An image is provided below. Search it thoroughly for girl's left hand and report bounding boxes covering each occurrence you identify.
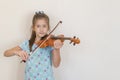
[53,35,64,49]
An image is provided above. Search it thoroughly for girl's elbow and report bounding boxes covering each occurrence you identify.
[54,64,60,68]
[53,61,61,68]
[4,50,8,57]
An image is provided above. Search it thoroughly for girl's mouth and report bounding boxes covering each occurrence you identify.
[39,33,45,35]
[39,32,44,34]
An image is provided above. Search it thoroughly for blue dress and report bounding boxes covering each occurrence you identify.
[19,40,54,80]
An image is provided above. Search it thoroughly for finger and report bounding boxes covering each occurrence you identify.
[56,40,63,48]
[22,51,27,59]
[58,40,63,45]
[54,42,60,49]
[25,53,29,59]
[57,40,63,45]
[24,52,29,60]
[21,52,26,60]
[23,52,27,60]
[19,53,24,60]
[25,52,29,59]
[23,51,29,60]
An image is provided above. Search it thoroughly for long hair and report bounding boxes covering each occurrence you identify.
[29,11,50,51]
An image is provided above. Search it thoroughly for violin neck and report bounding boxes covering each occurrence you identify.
[51,36,71,40]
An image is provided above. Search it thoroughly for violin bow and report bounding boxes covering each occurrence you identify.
[21,21,62,63]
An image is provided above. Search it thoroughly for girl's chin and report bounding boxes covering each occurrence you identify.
[38,34,46,37]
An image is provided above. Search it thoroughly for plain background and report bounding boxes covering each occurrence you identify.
[0,0,120,80]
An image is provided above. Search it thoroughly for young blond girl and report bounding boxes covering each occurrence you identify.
[4,11,63,80]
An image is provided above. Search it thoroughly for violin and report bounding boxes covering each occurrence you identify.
[35,34,80,48]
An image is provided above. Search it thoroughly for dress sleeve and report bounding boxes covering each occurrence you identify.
[19,40,29,52]
[49,46,54,53]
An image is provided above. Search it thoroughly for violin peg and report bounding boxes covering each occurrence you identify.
[73,36,76,39]
[70,41,72,44]
[73,43,76,46]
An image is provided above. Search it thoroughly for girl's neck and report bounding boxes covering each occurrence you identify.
[35,35,41,43]
[35,34,48,43]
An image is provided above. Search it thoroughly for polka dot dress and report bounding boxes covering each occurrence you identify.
[19,40,54,80]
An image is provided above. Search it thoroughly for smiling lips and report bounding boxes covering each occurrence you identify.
[39,32,44,35]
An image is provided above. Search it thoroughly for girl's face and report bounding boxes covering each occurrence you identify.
[33,18,49,38]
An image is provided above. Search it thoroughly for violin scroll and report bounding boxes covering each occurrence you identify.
[70,36,80,46]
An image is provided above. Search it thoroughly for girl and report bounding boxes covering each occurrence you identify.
[4,11,63,80]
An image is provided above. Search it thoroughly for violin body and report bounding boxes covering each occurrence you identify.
[35,35,80,48]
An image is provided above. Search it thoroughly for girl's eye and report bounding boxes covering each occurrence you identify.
[36,24,47,28]
[37,25,41,28]
[43,25,47,28]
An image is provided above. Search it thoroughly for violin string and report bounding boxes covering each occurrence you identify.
[51,36,71,40]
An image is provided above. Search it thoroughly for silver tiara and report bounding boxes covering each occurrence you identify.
[35,11,44,15]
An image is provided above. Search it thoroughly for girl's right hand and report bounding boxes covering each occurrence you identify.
[15,50,29,61]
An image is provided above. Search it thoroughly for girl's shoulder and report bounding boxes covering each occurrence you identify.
[19,39,29,51]
[20,39,29,46]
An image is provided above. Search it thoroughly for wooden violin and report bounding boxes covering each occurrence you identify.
[35,34,80,48]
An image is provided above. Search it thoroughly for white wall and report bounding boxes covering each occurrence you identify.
[0,0,120,80]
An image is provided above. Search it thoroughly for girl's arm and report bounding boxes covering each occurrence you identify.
[52,48,61,68]
[4,46,28,61]
[52,38,63,68]
[4,46,21,57]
